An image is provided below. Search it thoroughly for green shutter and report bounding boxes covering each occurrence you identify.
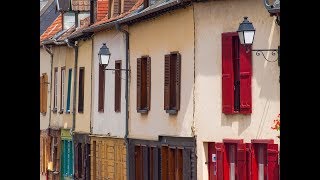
[66,69,72,112]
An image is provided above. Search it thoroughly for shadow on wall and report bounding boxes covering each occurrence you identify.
[221,114,252,135]
[253,18,280,101]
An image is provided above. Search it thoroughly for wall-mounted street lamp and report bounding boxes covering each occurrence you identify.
[98,43,129,71]
[237,17,279,65]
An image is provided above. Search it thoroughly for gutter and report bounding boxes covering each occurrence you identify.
[115,21,130,179]
[42,44,54,128]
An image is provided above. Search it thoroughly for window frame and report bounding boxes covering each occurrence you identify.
[60,67,66,113]
[114,60,122,112]
[53,67,58,112]
[78,67,85,113]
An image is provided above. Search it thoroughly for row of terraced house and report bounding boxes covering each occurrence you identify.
[40,0,280,179]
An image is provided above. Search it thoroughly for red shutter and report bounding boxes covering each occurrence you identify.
[175,53,181,111]
[215,143,224,180]
[222,33,235,114]
[239,44,252,114]
[146,56,151,110]
[164,55,170,110]
[251,144,258,180]
[208,142,215,180]
[267,144,279,180]
[137,58,142,111]
[237,143,247,180]
[246,143,252,180]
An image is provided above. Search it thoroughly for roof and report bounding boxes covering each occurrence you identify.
[40,14,63,42]
[83,0,144,33]
[40,0,59,35]
[72,0,90,11]
[118,0,191,25]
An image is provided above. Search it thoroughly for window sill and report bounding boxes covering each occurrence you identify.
[52,108,57,113]
[166,109,178,115]
[65,110,71,114]
[59,109,64,114]
[40,112,47,116]
[137,109,148,114]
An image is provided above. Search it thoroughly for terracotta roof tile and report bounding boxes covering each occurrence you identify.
[40,14,63,42]
[72,0,90,11]
[91,0,143,27]
[97,0,109,21]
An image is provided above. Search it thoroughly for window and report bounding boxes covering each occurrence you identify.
[53,68,58,112]
[115,61,121,112]
[108,0,121,18]
[62,140,73,177]
[78,12,90,27]
[40,73,48,113]
[161,146,183,180]
[60,67,65,113]
[98,65,105,112]
[222,32,252,114]
[63,12,75,30]
[213,139,279,180]
[164,52,181,114]
[51,137,59,172]
[78,67,85,113]
[66,68,72,113]
[137,56,151,113]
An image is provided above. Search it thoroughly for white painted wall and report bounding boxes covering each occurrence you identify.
[194,0,280,179]
[40,48,51,130]
[128,7,195,140]
[92,28,127,137]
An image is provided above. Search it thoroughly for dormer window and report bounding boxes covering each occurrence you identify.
[63,12,75,30]
[78,12,90,27]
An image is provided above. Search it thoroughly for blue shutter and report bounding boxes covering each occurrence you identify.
[66,69,72,112]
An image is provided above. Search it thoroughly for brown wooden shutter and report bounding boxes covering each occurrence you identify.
[40,76,43,112]
[161,146,169,180]
[239,44,252,114]
[135,145,143,180]
[40,136,43,173]
[164,55,170,110]
[113,0,120,17]
[146,56,151,110]
[237,143,247,180]
[222,33,235,114]
[137,58,142,111]
[98,65,105,112]
[168,147,175,179]
[78,68,85,113]
[142,146,149,180]
[175,53,181,110]
[176,148,183,180]
[115,61,121,112]
[43,74,48,113]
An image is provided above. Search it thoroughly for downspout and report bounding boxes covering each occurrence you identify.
[73,42,79,133]
[43,44,54,128]
[115,21,130,179]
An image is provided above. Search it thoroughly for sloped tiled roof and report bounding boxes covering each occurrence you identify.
[90,0,143,27]
[40,0,59,35]
[72,0,90,11]
[97,0,109,21]
[40,14,63,42]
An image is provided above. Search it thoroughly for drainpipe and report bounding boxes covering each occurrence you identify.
[115,21,130,179]
[43,44,54,128]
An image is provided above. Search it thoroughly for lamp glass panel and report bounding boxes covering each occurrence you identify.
[238,31,245,44]
[100,54,110,66]
[244,31,255,44]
